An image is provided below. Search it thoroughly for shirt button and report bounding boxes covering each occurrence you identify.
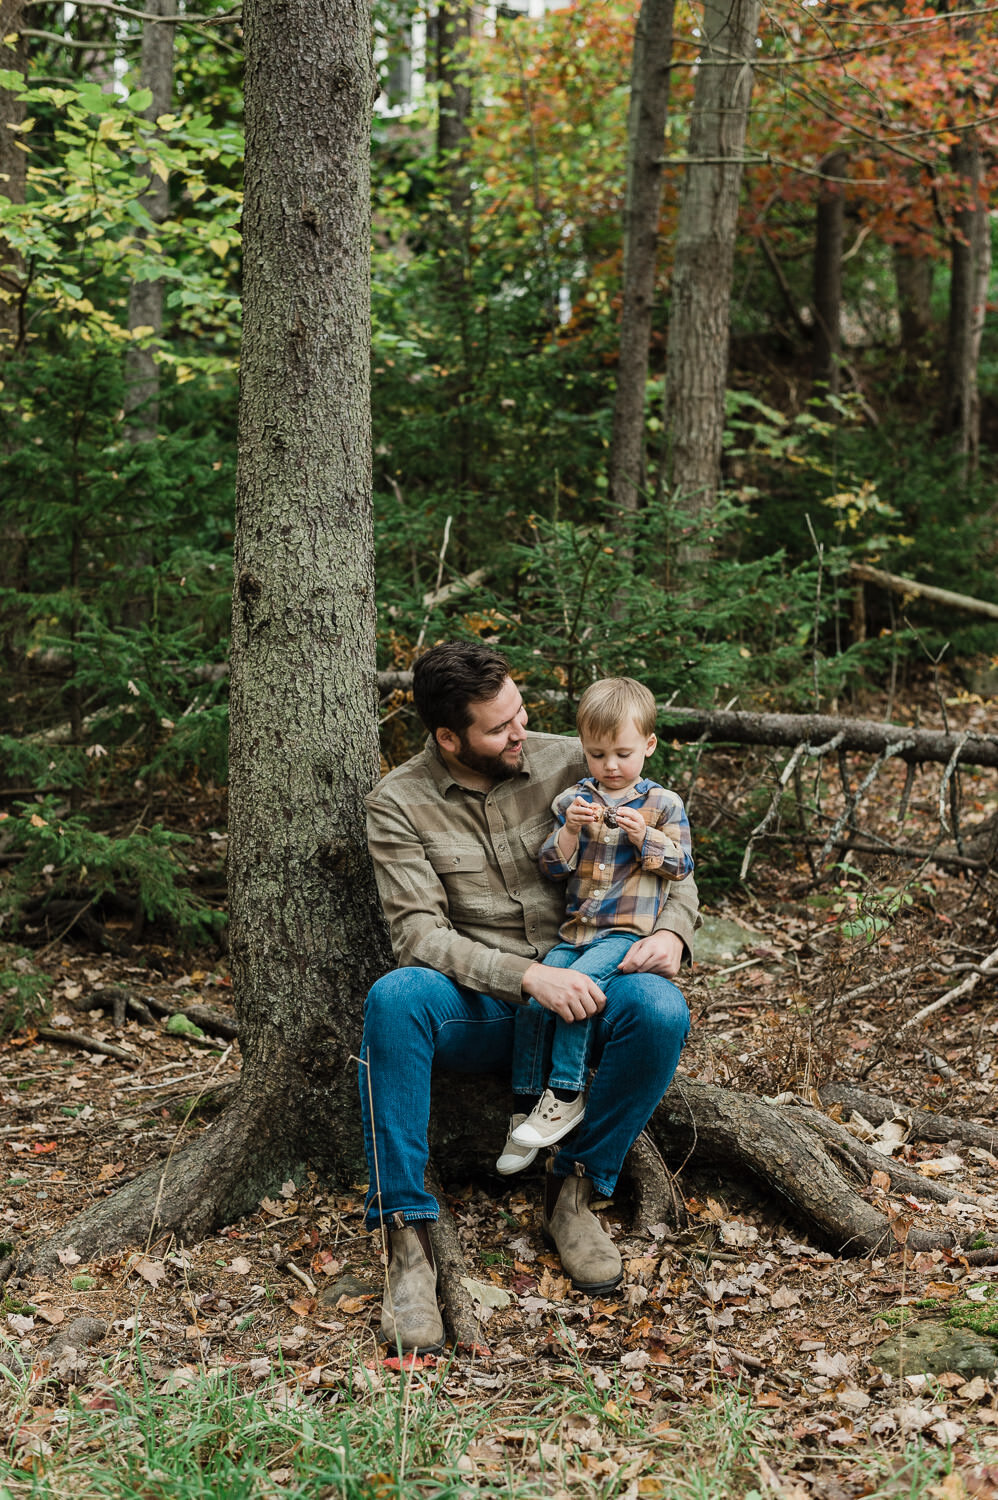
[598,863,606,870]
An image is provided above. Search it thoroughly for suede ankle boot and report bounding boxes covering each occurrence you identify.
[380,1216,445,1354]
[542,1160,622,1295]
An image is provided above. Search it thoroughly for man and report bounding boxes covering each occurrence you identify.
[361,642,698,1353]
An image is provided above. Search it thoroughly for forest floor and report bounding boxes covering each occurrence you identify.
[2,671,998,1500]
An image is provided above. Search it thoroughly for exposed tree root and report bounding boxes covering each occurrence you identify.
[622,1130,687,1234]
[425,1164,483,1349]
[796,1105,987,1208]
[651,1077,956,1255]
[817,1084,998,1153]
[25,1076,303,1274]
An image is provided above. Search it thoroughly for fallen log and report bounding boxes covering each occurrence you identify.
[850,562,998,622]
[657,708,998,770]
[372,674,998,772]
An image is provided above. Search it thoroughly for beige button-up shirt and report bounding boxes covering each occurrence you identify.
[365,733,700,1006]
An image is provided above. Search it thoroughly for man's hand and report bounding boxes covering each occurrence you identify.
[615,930,685,979]
[522,962,606,1023]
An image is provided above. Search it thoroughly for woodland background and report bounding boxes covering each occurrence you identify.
[2,2,998,1497]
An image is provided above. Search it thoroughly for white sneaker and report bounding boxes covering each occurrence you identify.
[510,1089,586,1148]
[496,1114,539,1175]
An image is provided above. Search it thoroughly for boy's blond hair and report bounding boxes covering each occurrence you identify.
[577,677,657,740]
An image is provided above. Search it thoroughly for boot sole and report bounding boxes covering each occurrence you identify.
[541,1229,623,1295]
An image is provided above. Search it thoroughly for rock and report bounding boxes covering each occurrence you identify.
[871,1319,998,1379]
[695,916,767,965]
[319,1271,379,1306]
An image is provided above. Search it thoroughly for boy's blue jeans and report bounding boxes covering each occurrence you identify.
[513,931,642,1095]
[358,959,689,1230]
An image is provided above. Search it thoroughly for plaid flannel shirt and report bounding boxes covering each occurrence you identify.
[365,735,700,1005]
[538,777,694,947]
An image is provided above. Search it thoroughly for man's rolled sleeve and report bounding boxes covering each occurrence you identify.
[652,870,700,961]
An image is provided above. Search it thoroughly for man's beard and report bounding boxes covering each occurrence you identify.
[455,738,523,781]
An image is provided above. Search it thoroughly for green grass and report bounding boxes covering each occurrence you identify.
[0,1353,973,1500]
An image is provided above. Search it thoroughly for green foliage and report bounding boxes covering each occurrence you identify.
[0,947,51,1038]
[825,866,935,942]
[0,799,221,943]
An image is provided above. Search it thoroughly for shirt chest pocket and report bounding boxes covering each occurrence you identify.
[424,840,495,920]
[518,814,553,861]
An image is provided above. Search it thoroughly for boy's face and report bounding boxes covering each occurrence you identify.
[581,715,656,793]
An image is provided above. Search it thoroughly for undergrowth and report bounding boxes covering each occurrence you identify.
[0,1359,972,1500]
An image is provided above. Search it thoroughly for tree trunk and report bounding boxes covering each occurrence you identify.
[0,0,26,354]
[608,0,674,524]
[124,0,177,440]
[942,137,990,476]
[812,150,847,400]
[30,0,391,1267]
[894,245,933,355]
[660,0,761,562]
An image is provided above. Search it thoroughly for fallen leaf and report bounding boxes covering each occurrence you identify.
[770,1287,800,1309]
[228,1257,252,1275]
[31,1142,58,1155]
[131,1258,167,1288]
[56,1247,81,1267]
[34,1307,65,1326]
[96,1163,124,1182]
[460,1277,512,1310]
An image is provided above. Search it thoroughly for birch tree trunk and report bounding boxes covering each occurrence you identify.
[124,0,177,440]
[0,0,26,354]
[608,0,674,523]
[943,137,990,476]
[660,0,761,564]
[32,0,392,1265]
[812,150,847,400]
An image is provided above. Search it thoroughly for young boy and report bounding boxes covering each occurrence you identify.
[496,677,694,1173]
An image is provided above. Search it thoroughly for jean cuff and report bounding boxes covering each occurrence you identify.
[549,1158,616,1199]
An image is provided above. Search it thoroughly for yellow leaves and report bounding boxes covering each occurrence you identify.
[149,155,169,184]
[97,116,122,143]
[9,115,35,133]
[208,238,229,259]
[155,113,179,131]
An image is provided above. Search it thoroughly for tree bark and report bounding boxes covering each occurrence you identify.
[0,0,26,354]
[894,245,933,355]
[658,705,998,769]
[942,137,990,476]
[812,150,847,400]
[30,0,391,1267]
[660,0,761,560]
[608,0,674,523]
[124,0,177,440]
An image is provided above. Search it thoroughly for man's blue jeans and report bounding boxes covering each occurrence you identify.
[358,963,690,1230]
[513,932,642,1095]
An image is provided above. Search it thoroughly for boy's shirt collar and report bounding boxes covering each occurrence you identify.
[580,776,654,802]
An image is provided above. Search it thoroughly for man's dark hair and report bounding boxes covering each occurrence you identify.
[412,642,512,736]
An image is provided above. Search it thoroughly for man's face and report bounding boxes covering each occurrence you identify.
[438,676,528,781]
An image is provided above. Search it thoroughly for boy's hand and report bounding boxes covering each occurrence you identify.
[564,797,600,835]
[614,806,646,849]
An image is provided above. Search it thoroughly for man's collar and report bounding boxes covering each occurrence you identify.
[421,734,533,794]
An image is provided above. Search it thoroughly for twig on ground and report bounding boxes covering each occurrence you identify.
[898,943,998,1034]
[35,1027,139,1065]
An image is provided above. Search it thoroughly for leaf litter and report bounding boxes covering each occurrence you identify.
[1,674,998,1496]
